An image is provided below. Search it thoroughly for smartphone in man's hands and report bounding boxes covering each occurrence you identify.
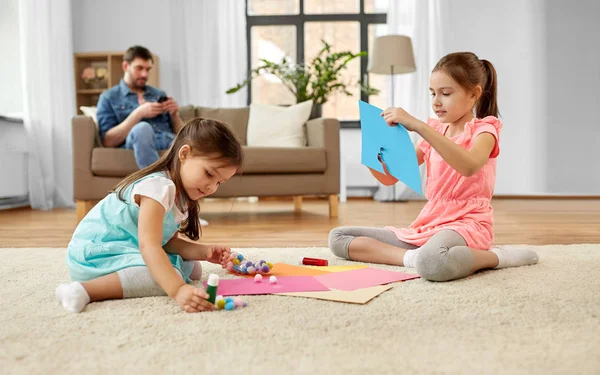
[157,95,168,103]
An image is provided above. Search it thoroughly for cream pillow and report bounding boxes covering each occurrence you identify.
[79,106,98,126]
[246,100,313,147]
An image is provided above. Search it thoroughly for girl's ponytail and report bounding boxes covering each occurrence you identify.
[476,59,499,118]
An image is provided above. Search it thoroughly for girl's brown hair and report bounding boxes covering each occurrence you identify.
[433,52,499,118]
[113,118,243,241]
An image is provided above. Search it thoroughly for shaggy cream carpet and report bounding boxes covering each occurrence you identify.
[1,245,599,375]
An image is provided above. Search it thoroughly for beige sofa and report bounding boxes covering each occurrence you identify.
[72,105,340,222]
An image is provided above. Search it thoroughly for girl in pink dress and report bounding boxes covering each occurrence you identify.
[329,52,538,281]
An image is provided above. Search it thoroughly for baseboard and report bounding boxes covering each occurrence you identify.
[347,187,378,198]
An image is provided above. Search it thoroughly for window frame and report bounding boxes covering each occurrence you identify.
[245,0,387,129]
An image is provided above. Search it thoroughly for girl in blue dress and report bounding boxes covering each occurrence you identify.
[56,118,243,313]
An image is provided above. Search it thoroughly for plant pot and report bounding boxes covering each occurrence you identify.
[97,78,108,89]
[310,103,322,119]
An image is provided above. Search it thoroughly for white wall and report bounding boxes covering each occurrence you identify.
[0,0,23,114]
[543,0,600,194]
[441,0,546,195]
[442,0,599,195]
[343,1,600,196]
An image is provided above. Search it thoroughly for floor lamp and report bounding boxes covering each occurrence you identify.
[367,35,416,201]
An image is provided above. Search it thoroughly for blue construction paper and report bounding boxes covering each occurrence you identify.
[359,100,422,195]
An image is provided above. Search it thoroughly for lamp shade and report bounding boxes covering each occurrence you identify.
[368,35,416,75]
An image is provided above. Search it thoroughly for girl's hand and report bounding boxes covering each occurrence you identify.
[206,245,231,268]
[174,284,215,313]
[381,107,421,132]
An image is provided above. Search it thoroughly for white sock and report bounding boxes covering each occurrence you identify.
[189,261,203,280]
[490,246,539,269]
[55,282,90,313]
[403,250,418,268]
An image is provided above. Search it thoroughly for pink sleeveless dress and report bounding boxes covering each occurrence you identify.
[388,116,503,250]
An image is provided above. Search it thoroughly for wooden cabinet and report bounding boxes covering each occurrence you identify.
[73,52,159,114]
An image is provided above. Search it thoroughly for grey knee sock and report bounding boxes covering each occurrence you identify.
[414,230,474,282]
[329,226,418,260]
[117,266,183,298]
[415,245,474,281]
[328,228,355,259]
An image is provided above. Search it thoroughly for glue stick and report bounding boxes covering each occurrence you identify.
[206,274,219,304]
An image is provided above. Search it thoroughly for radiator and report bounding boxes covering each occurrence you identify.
[0,150,29,209]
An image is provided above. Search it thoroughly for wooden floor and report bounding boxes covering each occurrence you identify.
[1,198,599,248]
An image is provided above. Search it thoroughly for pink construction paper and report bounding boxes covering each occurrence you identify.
[315,268,420,291]
[207,276,330,296]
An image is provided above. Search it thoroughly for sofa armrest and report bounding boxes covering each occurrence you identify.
[306,118,340,194]
[72,116,97,199]
[306,117,339,148]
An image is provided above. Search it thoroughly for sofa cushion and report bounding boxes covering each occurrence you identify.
[195,106,249,145]
[241,147,326,173]
[91,146,326,177]
[91,148,168,177]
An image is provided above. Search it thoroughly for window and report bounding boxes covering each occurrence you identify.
[246,0,388,128]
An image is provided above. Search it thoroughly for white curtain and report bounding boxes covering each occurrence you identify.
[375,0,446,201]
[170,0,247,107]
[19,0,76,209]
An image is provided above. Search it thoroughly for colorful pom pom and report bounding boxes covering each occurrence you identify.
[227,252,273,276]
[218,296,247,311]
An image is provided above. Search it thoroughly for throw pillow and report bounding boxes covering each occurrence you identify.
[79,106,98,126]
[246,100,313,147]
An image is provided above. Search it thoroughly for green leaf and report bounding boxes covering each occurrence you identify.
[225,40,380,102]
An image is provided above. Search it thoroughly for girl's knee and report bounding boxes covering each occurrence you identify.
[415,245,472,282]
[415,246,451,281]
[328,227,351,259]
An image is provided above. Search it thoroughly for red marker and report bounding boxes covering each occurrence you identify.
[302,257,328,266]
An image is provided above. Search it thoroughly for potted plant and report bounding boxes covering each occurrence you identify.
[226,40,379,118]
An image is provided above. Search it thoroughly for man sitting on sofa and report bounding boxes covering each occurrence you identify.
[96,45,183,169]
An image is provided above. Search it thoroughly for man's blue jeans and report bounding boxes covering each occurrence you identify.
[124,122,175,169]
